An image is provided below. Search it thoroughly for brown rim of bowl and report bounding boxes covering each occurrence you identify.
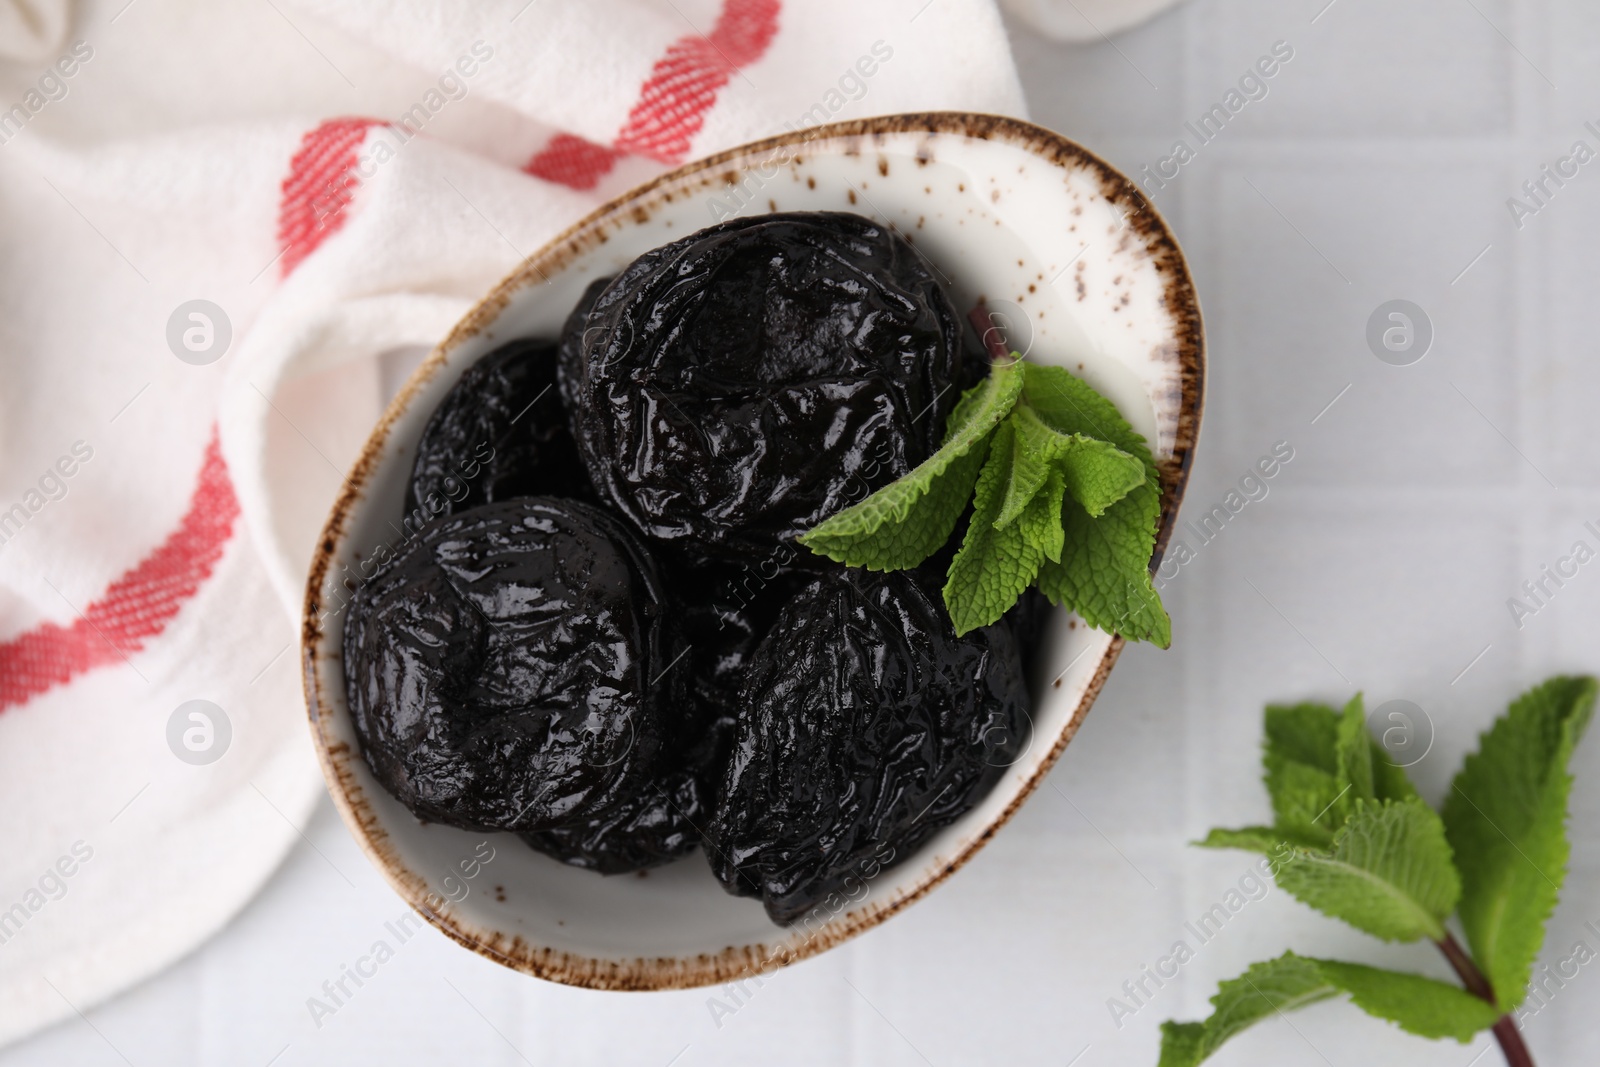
[302,111,1206,992]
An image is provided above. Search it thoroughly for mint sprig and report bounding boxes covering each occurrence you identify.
[1162,676,1596,1067]
[798,336,1169,644]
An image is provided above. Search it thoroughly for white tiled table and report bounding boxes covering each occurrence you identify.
[9,1,1599,1063]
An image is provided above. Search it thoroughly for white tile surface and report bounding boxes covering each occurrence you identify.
[8,1,1600,1065]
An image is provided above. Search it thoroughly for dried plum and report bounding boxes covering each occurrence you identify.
[520,771,707,874]
[559,211,964,564]
[341,498,679,833]
[406,339,590,521]
[707,567,1030,925]
[1006,587,1053,666]
[556,276,612,416]
[664,543,808,784]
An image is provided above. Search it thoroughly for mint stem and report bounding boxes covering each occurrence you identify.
[968,305,1012,365]
[1435,932,1535,1067]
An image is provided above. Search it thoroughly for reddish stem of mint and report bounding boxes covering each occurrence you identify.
[968,305,1013,365]
[1435,932,1535,1067]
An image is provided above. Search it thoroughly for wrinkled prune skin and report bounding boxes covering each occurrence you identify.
[556,276,612,416]
[521,770,707,874]
[341,498,679,833]
[708,568,1031,925]
[668,552,808,785]
[560,211,964,564]
[406,340,591,519]
[671,591,752,782]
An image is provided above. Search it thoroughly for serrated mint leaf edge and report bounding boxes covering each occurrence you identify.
[796,360,1024,566]
[796,443,987,571]
[1442,674,1598,1010]
[944,420,1044,636]
[1036,484,1170,648]
[1271,797,1459,943]
[994,408,1057,528]
[993,405,1141,522]
[1157,951,1499,1066]
[1020,467,1067,565]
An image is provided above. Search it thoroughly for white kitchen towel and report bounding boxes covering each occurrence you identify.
[0,0,69,62]
[0,0,1026,1047]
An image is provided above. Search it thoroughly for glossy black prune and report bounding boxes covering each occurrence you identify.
[520,770,707,874]
[663,538,806,770]
[555,276,612,416]
[406,339,590,520]
[559,211,964,563]
[1006,587,1053,666]
[707,567,1031,925]
[341,498,678,833]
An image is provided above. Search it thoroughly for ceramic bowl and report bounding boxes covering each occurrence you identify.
[303,112,1204,990]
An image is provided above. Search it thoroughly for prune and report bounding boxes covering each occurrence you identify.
[1006,588,1053,666]
[520,770,707,874]
[559,211,964,564]
[406,339,590,520]
[555,276,612,416]
[341,498,679,832]
[660,544,807,782]
[707,567,1031,925]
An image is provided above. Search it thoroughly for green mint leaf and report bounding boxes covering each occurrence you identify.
[944,420,1045,636]
[1055,435,1147,517]
[1272,797,1460,942]
[1367,716,1425,805]
[1025,364,1168,648]
[997,406,1143,525]
[1158,951,1498,1065]
[1260,700,1418,844]
[1442,674,1597,1010]
[800,444,989,571]
[1262,702,1344,846]
[1309,958,1501,1041]
[941,359,1023,450]
[1021,363,1156,467]
[1195,825,1329,854]
[1156,953,1336,1067]
[1155,1023,1204,1067]
[1263,758,1344,849]
[1201,799,1459,942]
[1336,693,1376,813]
[1017,467,1067,564]
[1374,760,1422,804]
[797,361,1024,570]
[994,406,1057,527]
[1265,701,1340,770]
[1036,496,1170,648]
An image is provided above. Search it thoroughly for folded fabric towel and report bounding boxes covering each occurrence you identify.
[0,0,1026,1045]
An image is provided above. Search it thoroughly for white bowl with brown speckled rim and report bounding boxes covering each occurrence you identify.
[302,112,1204,991]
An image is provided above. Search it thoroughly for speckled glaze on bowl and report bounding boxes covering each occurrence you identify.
[303,113,1205,991]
